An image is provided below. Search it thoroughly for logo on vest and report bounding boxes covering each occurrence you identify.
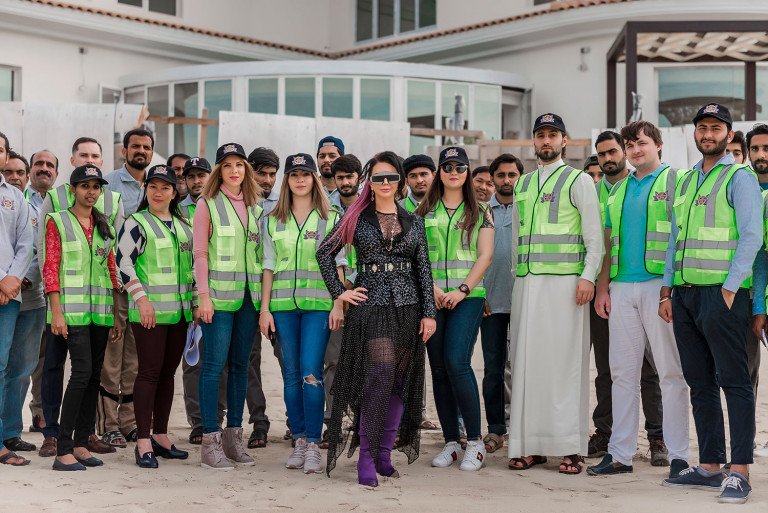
[1,197,14,210]
[445,148,459,158]
[653,191,669,201]
[179,241,192,252]
[704,104,719,114]
[304,230,318,240]
[247,231,260,244]
[95,246,108,258]
[540,192,555,203]
[31,216,38,227]
[695,195,709,206]
[292,155,307,166]
[540,114,555,123]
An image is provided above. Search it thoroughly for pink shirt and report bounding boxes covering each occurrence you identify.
[192,187,250,295]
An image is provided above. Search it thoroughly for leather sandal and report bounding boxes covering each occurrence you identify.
[508,455,547,470]
[559,454,585,475]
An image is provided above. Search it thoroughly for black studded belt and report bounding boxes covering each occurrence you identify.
[358,262,412,273]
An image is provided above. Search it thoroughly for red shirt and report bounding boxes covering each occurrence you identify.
[44,215,120,294]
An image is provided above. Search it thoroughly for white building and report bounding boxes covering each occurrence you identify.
[1,0,767,162]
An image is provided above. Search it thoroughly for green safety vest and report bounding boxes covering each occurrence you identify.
[180,202,196,222]
[45,211,115,327]
[268,209,337,312]
[206,194,263,312]
[50,183,121,225]
[330,203,357,276]
[424,201,486,298]
[597,179,611,227]
[515,166,586,277]
[127,211,194,325]
[606,167,681,279]
[673,163,750,287]
[763,189,768,247]
[402,196,419,213]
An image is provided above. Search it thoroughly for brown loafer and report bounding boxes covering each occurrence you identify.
[38,437,57,457]
[87,434,116,454]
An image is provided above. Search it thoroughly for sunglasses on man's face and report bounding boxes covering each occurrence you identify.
[370,173,401,184]
[442,164,468,174]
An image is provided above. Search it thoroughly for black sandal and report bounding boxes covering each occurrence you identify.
[0,451,30,466]
[188,427,203,445]
[559,454,585,475]
[248,429,268,449]
[508,455,547,470]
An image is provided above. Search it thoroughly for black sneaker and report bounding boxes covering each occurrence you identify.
[718,472,751,504]
[668,459,689,479]
[587,431,609,458]
[662,466,724,490]
[586,454,633,476]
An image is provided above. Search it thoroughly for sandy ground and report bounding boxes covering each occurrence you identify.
[2,336,767,513]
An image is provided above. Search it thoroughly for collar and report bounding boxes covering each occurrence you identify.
[180,194,196,206]
[693,153,735,174]
[488,193,513,208]
[407,191,421,206]
[0,174,7,188]
[120,165,145,183]
[266,189,279,202]
[361,201,413,236]
[629,163,667,182]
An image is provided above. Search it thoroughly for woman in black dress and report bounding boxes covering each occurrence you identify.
[317,151,436,487]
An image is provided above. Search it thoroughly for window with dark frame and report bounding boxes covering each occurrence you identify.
[357,0,436,42]
[118,0,177,16]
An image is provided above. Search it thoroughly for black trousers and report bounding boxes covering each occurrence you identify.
[673,286,755,465]
[56,324,110,456]
[589,300,664,438]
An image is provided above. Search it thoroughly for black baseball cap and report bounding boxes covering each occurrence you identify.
[215,142,247,164]
[583,155,599,169]
[403,154,436,174]
[533,113,567,134]
[284,153,317,174]
[145,164,177,185]
[693,103,733,127]
[438,147,470,168]
[70,165,108,186]
[183,157,212,176]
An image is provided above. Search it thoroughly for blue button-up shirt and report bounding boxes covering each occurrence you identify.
[105,165,144,216]
[749,182,768,314]
[0,175,33,302]
[485,193,515,314]
[260,189,279,216]
[24,186,45,210]
[663,154,762,292]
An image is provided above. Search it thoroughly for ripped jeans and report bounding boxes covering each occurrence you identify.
[273,310,331,443]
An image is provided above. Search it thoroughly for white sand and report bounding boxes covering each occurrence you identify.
[4,337,767,513]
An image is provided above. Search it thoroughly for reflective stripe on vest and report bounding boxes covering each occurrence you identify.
[45,211,114,327]
[268,209,337,311]
[597,179,611,227]
[127,211,194,325]
[401,196,419,213]
[180,203,196,222]
[607,167,679,278]
[50,184,121,225]
[424,201,485,298]
[515,166,585,277]
[673,164,750,287]
[206,194,263,312]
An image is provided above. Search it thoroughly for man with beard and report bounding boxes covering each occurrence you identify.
[36,137,122,457]
[588,121,689,478]
[480,153,521,455]
[727,131,747,164]
[317,136,344,200]
[472,165,495,203]
[401,154,435,212]
[98,128,154,448]
[744,123,768,458]
[178,157,211,220]
[508,114,603,474]
[660,104,760,504]
[26,150,58,209]
[249,147,280,215]
[587,131,667,466]
[167,153,190,199]
[329,154,361,213]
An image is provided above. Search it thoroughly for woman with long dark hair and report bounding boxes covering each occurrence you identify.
[44,165,122,471]
[117,165,193,468]
[317,151,437,487]
[415,146,494,472]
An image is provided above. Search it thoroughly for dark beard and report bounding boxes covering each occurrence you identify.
[535,148,561,162]
[320,167,333,179]
[338,187,357,198]
[128,157,149,171]
[695,136,728,157]
[753,159,768,175]
[600,161,626,177]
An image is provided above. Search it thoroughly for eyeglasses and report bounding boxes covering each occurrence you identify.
[442,164,468,174]
[370,173,401,184]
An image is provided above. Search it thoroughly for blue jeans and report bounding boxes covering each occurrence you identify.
[1,307,46,441]
[426,298,484,443]
[199,295,258,434]
[480,313,509,436]
[0,300,22,449]
[273,310,330,443]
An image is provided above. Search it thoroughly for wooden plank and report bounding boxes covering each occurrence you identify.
[477,138,592,148]
[147,114,219,126]
[410,127,485,139]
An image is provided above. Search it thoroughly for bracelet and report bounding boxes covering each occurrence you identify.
[659,296,671,304]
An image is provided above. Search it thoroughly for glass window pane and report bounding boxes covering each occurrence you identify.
[379,0,394,38]
[0,68,14,101]
[323,78,353,119]
[361,78,390,121]
[118,0,142,6]
[757,67,768,121]
[285,77,316,118]
[356,0,373,41]
[418,0,436,28]
[441,82,469,130]
[400,0,415,32]
[149,0,176,15]
[248,78,278,114]
[408,80,436,155]
[473,85,501,140]
[173,82,198,157]
[204,80,232,161]
[658,67,744,127]
[147,85,169,157]
[125,88,145,105]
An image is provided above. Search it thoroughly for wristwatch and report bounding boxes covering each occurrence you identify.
[458,284,471,296]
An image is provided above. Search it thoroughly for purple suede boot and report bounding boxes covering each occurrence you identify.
[357,414,379,487]
[376,394,404,478]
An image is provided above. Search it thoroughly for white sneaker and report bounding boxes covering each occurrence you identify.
[303,442,323,474]
[459,440,487,471]
[431,441,464,468]
[754,441,768,458]
[286,439,308,469]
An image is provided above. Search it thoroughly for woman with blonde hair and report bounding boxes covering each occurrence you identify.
[193,143,264,470]
[259,153,346,475]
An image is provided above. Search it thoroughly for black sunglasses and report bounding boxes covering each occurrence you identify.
[442,164,468,174]
[370,173,401,184]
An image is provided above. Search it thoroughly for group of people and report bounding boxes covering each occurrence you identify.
[0,100,764,504]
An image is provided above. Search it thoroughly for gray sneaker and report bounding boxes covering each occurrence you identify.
[718,472,751,504]
[286,439,307,469]
[303,442,323,474]
[200,432,234,471]
[222,427,255,466]
[662,465,724,490]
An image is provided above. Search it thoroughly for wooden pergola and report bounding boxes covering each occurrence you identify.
[607,20,768,126]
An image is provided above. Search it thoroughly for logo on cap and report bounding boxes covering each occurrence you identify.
[155,167,168,175]
[85,167,98,177]
[292,155,307,166]
[224,144,237,153]
[541,114,555,123]
[704,104,719,114]
[445,148,459,158]
[190,158,199,166]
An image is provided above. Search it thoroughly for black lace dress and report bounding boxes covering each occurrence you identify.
[316,203,436,476]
